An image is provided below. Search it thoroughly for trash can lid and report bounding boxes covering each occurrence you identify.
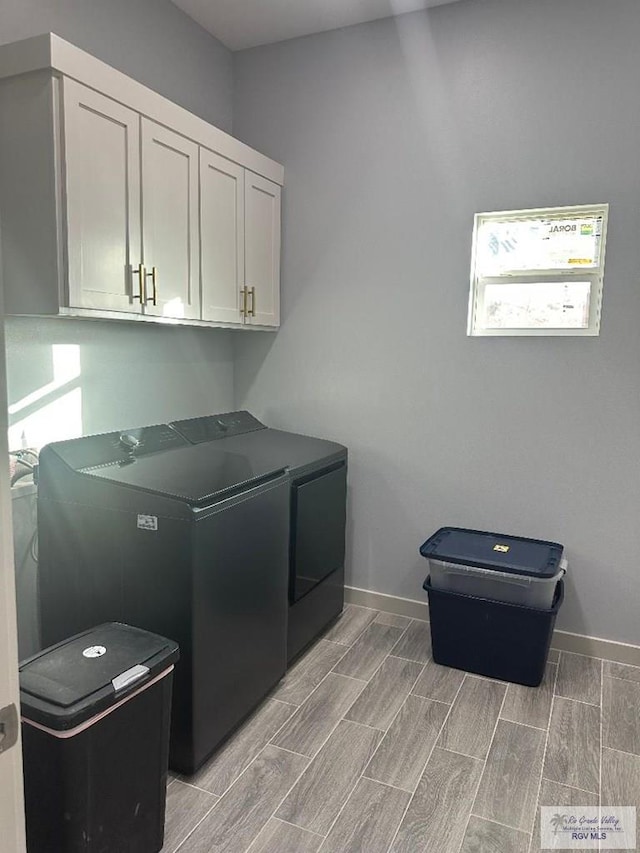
[419,527,564,579]
[20,623,179,731]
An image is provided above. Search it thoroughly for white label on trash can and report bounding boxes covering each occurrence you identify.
[82,645,107,658]
[112,665,149,692]
[137,514,158,531]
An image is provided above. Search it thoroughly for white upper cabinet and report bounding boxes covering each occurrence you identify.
[245,172,281,328]
[0,34,283,329]
[63,80,141,314]
[141,119,200,320]
[200,148,245,324]
[200,154,282,327]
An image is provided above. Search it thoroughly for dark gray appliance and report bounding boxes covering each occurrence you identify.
[170,411,348,662]
[37,424,289,774]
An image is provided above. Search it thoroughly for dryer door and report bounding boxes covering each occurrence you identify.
[291,463,347,603]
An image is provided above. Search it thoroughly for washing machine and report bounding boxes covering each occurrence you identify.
[37,423,289,773]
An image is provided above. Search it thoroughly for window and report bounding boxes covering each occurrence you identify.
[468,204,609,336]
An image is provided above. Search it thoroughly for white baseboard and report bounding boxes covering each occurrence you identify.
[345,585,640,667]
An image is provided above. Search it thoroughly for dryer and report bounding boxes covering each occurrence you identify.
[37,423,289,774]
[170,411,348,662]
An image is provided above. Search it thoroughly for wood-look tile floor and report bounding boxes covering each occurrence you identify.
[162,605,640,853]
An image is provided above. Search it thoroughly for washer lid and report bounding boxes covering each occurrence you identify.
[420,527,564,578]
[20,623,179,730]
[83,444,286,505]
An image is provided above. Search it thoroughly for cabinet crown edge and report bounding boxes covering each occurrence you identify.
[0,32,284,186]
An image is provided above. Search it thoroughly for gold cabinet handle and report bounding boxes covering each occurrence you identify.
[248,286,256,317]
[240,286,247,317]
[145,266,158,306]
[131,263,146,302]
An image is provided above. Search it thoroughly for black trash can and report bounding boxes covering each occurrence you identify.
[420,528,566,686]
[20,622,179,853]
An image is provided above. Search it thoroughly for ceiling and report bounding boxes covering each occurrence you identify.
[170,0,464,51]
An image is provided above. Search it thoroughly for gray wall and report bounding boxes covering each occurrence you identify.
[233,0,640,644]
[5,318,234,444]
[0,0,233,131]
[1,0,236,445]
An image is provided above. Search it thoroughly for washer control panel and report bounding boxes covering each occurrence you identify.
[170,411,266,444]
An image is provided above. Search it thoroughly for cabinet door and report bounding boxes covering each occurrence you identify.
[63,79,141,312]
[141,119,200,320]
[200,149,244,324]
[245,172,281,327]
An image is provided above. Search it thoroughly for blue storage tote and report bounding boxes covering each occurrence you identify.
[420,528,566,686]
[423,577,563,686]
[420,527,567,608]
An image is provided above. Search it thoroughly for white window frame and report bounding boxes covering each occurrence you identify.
[468,203,609,337]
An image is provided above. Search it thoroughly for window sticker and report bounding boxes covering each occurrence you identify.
[477,215,604,275]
